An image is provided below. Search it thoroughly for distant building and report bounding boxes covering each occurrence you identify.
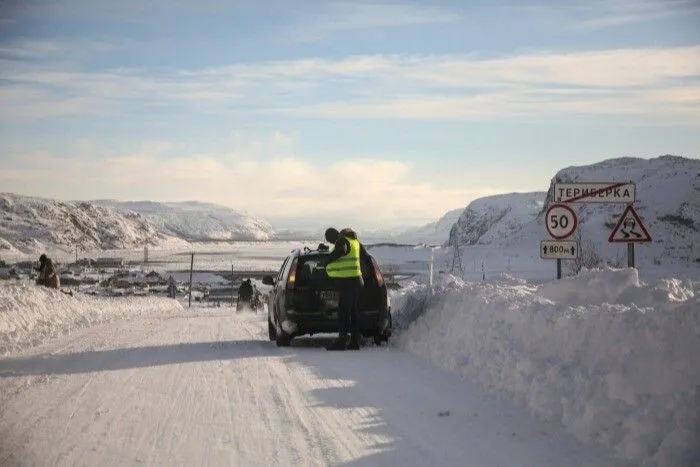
[145,271,164,284]
[14,260,36,270]
[94,257,125,268]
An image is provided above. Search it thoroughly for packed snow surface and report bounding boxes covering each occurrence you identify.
[393,268,700,467]
[0,286,620,467]
[0,285,183,356]
[0,264,697,466]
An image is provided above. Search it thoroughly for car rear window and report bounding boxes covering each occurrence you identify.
[295,253,378,288]
[296,254,334,288]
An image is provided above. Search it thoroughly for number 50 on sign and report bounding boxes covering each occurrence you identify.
[545,204,578,239]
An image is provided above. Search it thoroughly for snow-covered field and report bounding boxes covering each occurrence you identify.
[0,242,698,467]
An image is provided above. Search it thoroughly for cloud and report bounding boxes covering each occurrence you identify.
[289,2,460,41]
[513,0,700,30]
[572,0,700,29]
[1,41,699,123]
[0,137,490,229]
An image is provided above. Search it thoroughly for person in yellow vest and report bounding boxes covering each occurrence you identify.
[323,227,369,350]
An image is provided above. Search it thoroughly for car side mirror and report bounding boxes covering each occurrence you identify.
[262,276,275,286]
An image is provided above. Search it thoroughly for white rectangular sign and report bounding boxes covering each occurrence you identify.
[540,240,579,260]
[553,182,635,203]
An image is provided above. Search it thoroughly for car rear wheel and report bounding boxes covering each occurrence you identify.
[268,317,277,341]
[373,315,392,346]
[276,331,292,347]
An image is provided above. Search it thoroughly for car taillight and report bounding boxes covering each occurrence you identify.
[371,257,384,286]
[286,258,298,289]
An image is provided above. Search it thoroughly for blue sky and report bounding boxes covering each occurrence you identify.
[1,0,699,231]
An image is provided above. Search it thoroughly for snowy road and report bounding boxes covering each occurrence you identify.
[0,310,621,467]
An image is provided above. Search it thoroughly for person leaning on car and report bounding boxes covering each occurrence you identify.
[323,227,369,351]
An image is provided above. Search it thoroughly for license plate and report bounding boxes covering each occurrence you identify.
[319,290,339,307]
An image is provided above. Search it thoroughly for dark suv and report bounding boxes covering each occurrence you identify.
[262,245,392,347]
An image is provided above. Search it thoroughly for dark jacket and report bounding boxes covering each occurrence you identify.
[37,258,60,289]
[238,280,254,301]
[326,228,367,287]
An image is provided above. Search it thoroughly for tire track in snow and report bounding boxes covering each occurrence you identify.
[0,309,623,467]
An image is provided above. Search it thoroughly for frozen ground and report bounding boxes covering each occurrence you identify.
[0,295,620,467]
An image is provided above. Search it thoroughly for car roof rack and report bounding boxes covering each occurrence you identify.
[300,243,330,254]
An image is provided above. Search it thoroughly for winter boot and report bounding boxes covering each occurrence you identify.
[347,333,361,350]
[326,333,348,351]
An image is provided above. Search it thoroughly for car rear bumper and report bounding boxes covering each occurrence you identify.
[281,308,390,336]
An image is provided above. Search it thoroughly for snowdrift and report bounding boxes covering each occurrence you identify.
[0,285,183,356]
[392,268,700,467]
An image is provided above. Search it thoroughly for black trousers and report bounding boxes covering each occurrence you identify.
[337,278,361,337]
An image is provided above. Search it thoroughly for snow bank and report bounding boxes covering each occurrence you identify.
[0,284,183,356]
[393,268,700,467]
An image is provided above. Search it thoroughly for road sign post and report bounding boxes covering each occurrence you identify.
[540,240,579,259]
[550,180,650,273]
[543,205,578,279]
[554,182,636,204]
[628,243,634,268]
[557,259,561,280]
[541,236,579,280]
[608,204,650,268]
[545,204,578,239]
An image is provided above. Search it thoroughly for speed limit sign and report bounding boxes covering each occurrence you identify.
[545,204,578,239]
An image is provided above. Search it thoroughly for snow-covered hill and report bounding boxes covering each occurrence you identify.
[0,193,181,254]
[0,195,276,256]
[445,155,699,267]
[447,193,546,246]
[545,155,699,263]
[93,200,275,242]
[386,208,464,246]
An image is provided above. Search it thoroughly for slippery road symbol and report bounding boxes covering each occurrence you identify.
[620,218,643,239]
[609,205,652,243]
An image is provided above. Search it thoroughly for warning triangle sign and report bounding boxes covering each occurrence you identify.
[609,205,652,243]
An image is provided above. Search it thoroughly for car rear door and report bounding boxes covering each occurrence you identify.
[270,255,291,319]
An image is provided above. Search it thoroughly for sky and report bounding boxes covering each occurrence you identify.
[0,0,699,231]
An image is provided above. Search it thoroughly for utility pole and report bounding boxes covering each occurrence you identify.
[429,248,434,286]
[188,253,194,308]
[450,237,464,277]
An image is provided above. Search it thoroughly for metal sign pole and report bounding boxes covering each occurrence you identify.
[628,243,635,268]
[557,258,562,279]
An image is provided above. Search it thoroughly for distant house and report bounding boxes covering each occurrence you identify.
[145,270,163,284]
[95,257,125,268]
[14,260,36,270]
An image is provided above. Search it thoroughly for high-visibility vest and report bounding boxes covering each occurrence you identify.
[326,237,362,278]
